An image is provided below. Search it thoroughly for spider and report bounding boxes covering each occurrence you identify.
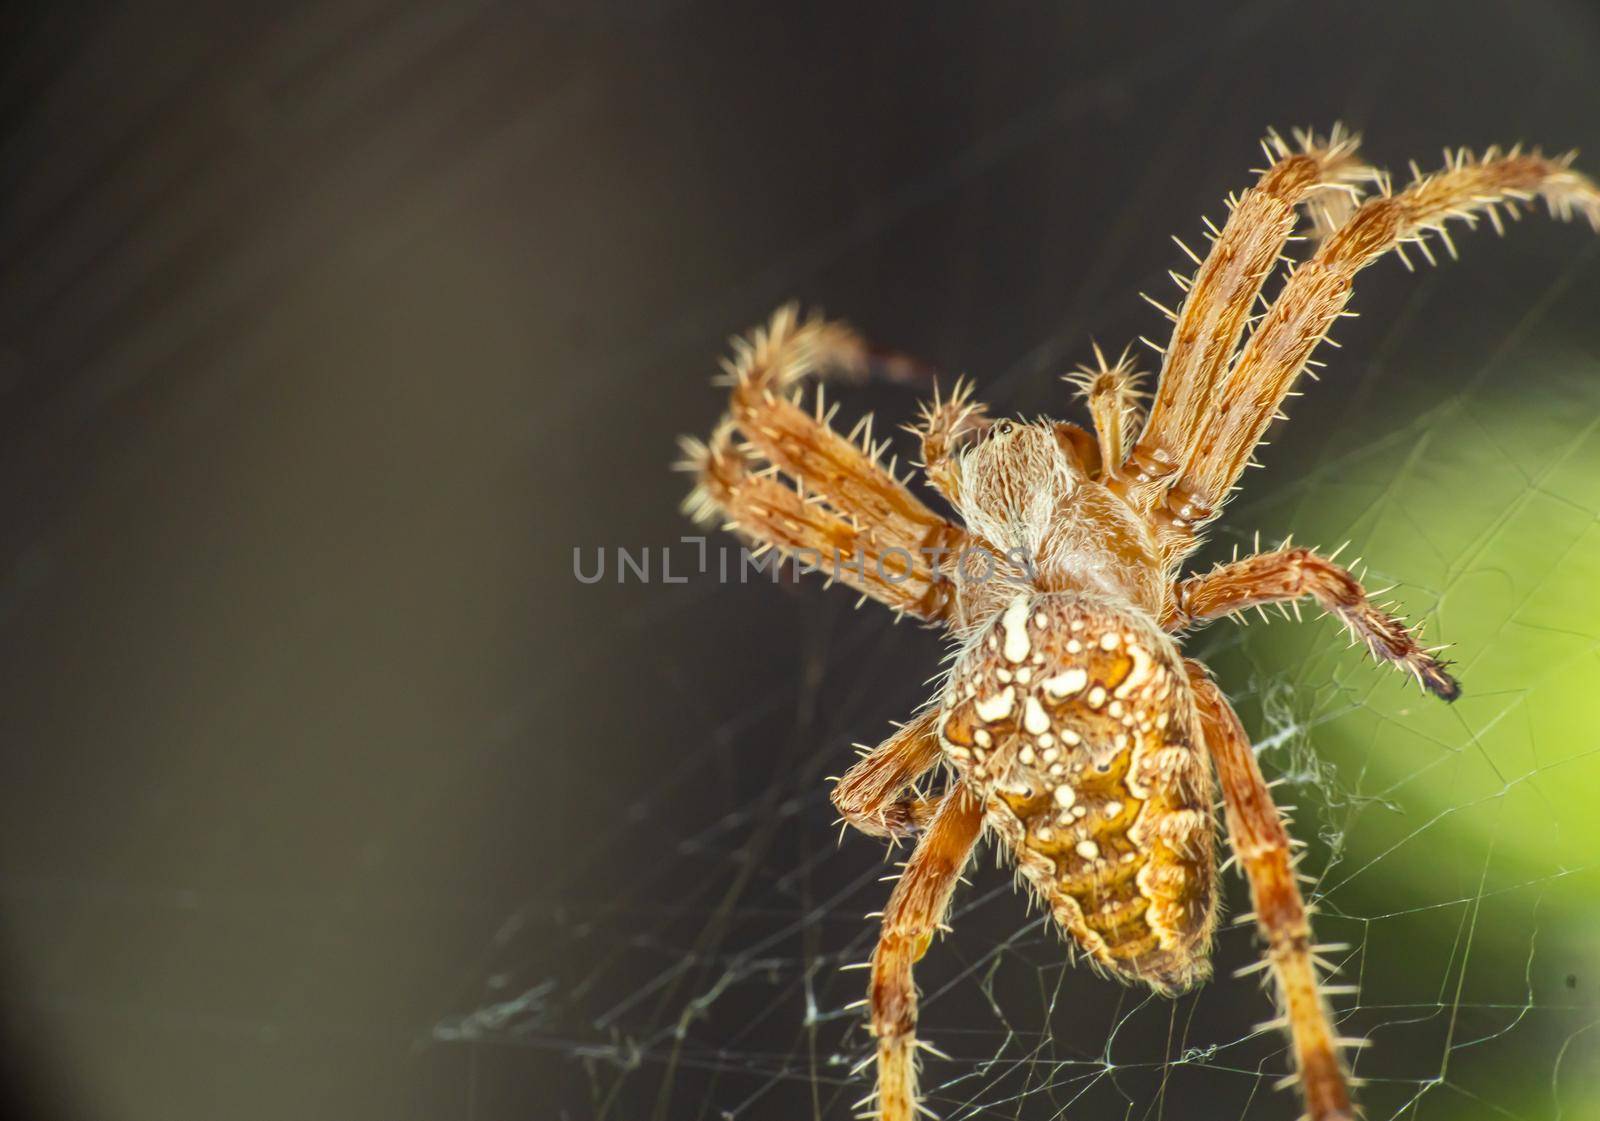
[676,127,1600,1121]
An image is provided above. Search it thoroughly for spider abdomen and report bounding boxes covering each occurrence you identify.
[939,592,1219,993]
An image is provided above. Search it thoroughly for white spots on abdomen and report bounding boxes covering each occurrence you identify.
[1023,695,1051,736]
[973,684,1017,723]
[1042,667,1087,698]
[1001,593,1032,663]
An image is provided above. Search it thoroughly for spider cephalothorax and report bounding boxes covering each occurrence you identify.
[678,126,1599,1121]
[950,414,1169,616]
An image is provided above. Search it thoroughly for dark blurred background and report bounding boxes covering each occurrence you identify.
[1,2,1597,1120]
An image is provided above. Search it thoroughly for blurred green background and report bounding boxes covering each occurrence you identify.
[1206,342,1600,1119]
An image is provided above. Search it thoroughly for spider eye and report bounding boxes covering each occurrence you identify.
[992,420,1016,438]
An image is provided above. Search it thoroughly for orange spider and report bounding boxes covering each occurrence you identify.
[677,127,1600,1121]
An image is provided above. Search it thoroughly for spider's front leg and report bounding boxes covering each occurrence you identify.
[866,782,984,1121]
[1125,126,1371,505]
[1159,148,1600,538]
[831,709,944,842]
[909,377,989,506]
[679,306,972,622]
[1189,661,1356,1121]
[1170,545,1459,699]
[1066,343,1147,480]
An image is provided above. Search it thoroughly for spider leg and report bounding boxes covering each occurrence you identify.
[832,709,946,841]
[679,306,972,622]
[908,376,989,506]
[1066,342,1147,480]
[1125,126,1371,507]
[1188,661,1356,1121]
[1160,148,1600,553]
[867,781,984,1121]
[1171,545,1459,700]
[680,421,960,620]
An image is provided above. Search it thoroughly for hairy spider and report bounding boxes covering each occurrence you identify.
[676,127,1600,1121]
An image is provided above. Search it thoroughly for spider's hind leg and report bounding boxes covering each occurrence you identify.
[832,709,945,842]
[866,782,984,1121]
[1190,662,1357,1121]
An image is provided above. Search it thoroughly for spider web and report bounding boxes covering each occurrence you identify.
[3,4,1599,1121]
[436,234,1600,1121]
